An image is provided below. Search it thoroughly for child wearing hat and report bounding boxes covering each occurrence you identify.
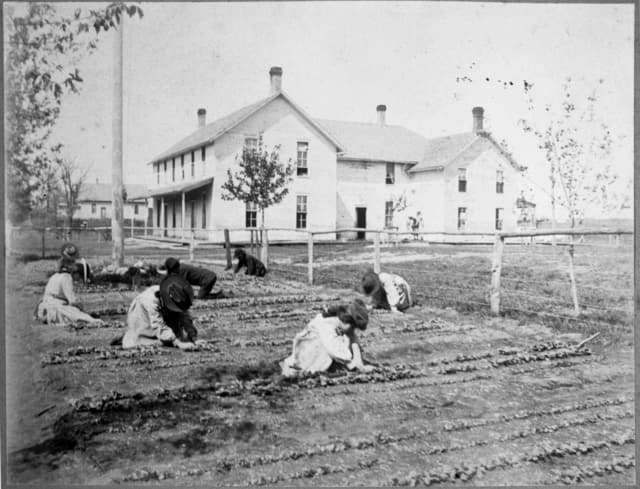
[362,270,412,313]
[121,274,199,350]
[281,298,373,376]
[35,258,104,326]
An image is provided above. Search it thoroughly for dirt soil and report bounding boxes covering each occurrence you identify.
[6,259,635,486]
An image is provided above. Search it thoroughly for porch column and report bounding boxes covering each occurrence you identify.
[181,192,186,240]
[209,179,215,241]
[160,196,165,237]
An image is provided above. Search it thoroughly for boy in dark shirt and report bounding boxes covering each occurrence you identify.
[162,257,220,299]
[233,248,267,277]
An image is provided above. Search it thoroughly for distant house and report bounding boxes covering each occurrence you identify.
[147,67,529,241]
[58,182,149,226]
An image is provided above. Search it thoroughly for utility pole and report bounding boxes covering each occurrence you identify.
[112,14,125,266]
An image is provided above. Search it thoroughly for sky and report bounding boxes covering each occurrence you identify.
[21,1,636,219]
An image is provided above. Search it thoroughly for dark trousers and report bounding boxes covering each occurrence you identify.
[196,276,217,299]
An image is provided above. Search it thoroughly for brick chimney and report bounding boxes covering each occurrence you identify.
[197,108,206,128]
[269,66,282,94]
[377,104,387,126]
[472,106,484,133]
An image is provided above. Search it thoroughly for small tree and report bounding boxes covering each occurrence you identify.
[59,158,89,230]
[221,136,294,262]
[519,77,615,228]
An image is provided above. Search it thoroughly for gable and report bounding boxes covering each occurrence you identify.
[149,92,342,165]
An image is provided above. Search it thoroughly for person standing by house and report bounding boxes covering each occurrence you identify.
[119,274,199,350]
[160,257,221,299]
[362,269,412,313]
[232,248,267,277]
[35,258,104,326]
[280,298,373,376]
[412,211,424,240]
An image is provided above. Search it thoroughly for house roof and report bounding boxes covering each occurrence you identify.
[409,131,525,173]
[314,119,429,163]
[78,183,148,202]
[149,92,343,165]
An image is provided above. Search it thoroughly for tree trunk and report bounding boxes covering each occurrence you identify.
[111,17,125,267]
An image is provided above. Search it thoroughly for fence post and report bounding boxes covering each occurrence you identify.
[308,232,314,285]
[224,229,232,270]
[490,234,505,315]
[262,228,269,268]
[567,239,580,316]
[373,230,381,273]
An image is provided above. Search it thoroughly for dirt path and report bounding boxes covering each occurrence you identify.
[6,260,635,485]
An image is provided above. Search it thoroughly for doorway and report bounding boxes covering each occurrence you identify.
[355,207,367,240]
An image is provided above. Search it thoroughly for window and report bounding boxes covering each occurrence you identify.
[100,207,107,219]
[495,208,503,231]
[163,161,168,184]
[191,151,195,163]
[458,168,467,192]
[244,137,258,152]
[191,157,195,178]
[171,159,176,182]
[296,195,308,229]
[457,207,466,230]
[201,194,206,228]
[134,203,139,215]
[190,201,195,229]
[296,142,309,176]
[496,169,504,194]
[384,201,394,228]
[245,202,257,228]
[91,203,96,214]
[201,146,206,162]
[181,155,185,180]
[385,162,395,184]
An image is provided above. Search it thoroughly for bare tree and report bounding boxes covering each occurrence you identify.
[59,158,89,230]
[519,77,615,228]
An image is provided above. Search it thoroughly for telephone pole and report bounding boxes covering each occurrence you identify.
[112,15,124,266]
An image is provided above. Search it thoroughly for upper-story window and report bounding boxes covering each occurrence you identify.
[495,208,503,230]
[155,164,160,184]
[163,161,168,184]
[201,146,206,162]
[296,195,308,229]
[100,207,107,219]
[245,202,257,228]
[384,201,394,228]
[171,158,176,182]
[296,142,309,177]
[457,207,467,230]
[134,203,139,215]
[496,169,504,194]
[245,137,258,152]
[458,168,467,192]
[91,203,96,214]
[191,153,195,178]
[181,155,185,180]
[385,162,395,184]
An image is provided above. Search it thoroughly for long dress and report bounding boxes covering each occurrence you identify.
[281,314,354,376]
[36,272,101,325]
[122,286,177,349]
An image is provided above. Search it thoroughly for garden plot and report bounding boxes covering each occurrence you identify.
[6,264,635,486]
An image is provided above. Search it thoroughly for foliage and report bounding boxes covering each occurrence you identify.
[59,158,89,228]
[519,77,615,226]
[5,2,143,224]
[220,134,294,226]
